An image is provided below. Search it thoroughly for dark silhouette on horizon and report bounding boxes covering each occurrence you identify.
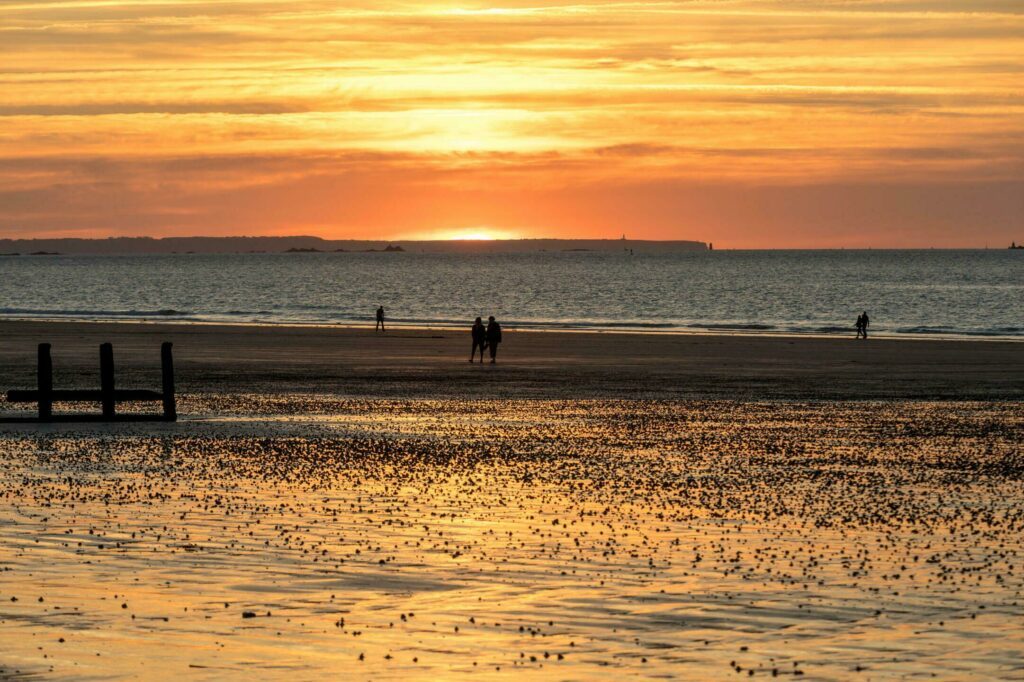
[0,236,709,256]
[376,305,385,332]
[486,316,502,364]
[856,311,870,339]
[470,317,487,363]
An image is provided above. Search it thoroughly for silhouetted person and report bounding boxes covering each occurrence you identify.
[855,313,865,339]
[860,311,869,339]
[486,316,502,364]
[470,317,486,363]
[376,305,385,332]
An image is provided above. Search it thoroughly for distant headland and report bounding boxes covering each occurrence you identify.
[0,236,709,255]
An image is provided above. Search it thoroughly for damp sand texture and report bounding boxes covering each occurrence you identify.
[1,398,1022,680]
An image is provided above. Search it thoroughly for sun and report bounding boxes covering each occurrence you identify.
[434,227,512,241]
[396,227,517,241]
[448,230,496,241]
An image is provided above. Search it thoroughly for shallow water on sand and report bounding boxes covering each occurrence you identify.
[1,399,1022,680]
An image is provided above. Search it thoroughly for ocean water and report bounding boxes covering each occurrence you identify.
[0,250,1021,339]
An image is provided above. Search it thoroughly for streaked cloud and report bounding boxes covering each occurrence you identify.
[1,0,1022,245]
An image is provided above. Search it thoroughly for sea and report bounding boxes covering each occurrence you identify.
[1,250,1021,339]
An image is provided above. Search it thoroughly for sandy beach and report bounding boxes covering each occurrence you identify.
[1,321,1022,679]
[6,0,1023,675]
[0,320,1021,402]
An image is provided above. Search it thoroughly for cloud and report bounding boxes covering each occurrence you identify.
[1,150,1021,248]
[0,0,1022,244]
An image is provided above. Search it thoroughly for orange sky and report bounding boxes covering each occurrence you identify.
[1,0,1022,247]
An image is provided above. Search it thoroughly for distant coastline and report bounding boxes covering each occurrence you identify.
[0,236,708,255]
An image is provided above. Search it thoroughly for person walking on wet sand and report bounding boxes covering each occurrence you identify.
[486,316,502,364]
[855,311,869,339]
[470,317,487,363]
[375,305,385,332]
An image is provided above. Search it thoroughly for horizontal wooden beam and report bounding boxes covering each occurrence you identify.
[6,389,164,403]
[0,413,175,423]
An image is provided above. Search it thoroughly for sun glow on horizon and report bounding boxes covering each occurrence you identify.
[407,228,518,241]
[446,230,497,241]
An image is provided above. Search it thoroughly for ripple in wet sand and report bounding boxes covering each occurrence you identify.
[0,399,1022,679]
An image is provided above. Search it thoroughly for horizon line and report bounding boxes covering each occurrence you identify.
[1,234,1020,250]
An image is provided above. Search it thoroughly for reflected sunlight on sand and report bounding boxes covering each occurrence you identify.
[1,398,1022,679]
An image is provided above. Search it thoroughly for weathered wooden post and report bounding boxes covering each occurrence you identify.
[4,342,178,423]
[37,343,53,420]
[161,342,176,421]
[99,342,115,418]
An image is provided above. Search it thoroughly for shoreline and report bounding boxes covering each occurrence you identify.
[1,319,1022,401]
[0,315,1020,343]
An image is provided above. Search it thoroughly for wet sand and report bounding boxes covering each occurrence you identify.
[1,322,1022,679]
[0,320,1022,400]
[1,398,1022,679]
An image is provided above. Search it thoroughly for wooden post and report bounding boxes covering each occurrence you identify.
[37,343,53,420]
[161,342,177,422]
[99,342,115,418]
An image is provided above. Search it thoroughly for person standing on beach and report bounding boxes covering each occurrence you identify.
[376,305,385,332]
[860,311,869,339]
[470,317,487,363]
[486,316,502,364]
[855,313,865,339]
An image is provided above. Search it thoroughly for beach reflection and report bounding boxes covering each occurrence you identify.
[1,399,1022,679]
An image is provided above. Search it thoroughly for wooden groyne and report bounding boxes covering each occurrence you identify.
[2,342,176,422]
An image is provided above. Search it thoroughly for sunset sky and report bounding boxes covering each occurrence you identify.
[1,0,1022,247]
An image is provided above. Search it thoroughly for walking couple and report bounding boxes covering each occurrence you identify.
[855,311,870,339]
[470,316,502,363]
